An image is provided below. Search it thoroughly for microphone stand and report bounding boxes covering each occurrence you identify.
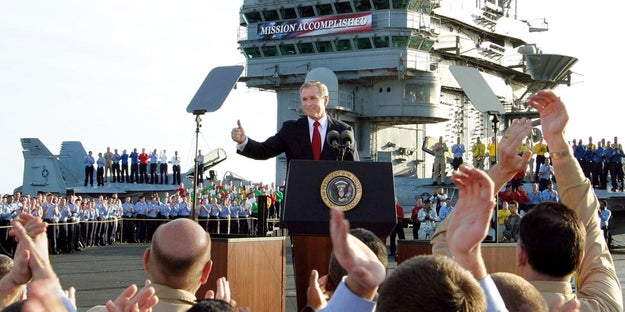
[338,145,346,161]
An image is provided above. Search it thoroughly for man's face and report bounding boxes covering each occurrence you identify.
[301,86,327,120]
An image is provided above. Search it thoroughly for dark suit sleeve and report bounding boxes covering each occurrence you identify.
[238,117,359,162]
[238,128,289,160]
[238,119,312,161]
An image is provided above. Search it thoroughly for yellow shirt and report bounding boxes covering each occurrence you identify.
[487,143,497,157]
[535,143,548,156]
[472,143,486,158]
[497,209,511,225]
[519,143,533,154]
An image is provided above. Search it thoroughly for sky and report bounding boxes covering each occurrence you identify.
[0,0,621,194]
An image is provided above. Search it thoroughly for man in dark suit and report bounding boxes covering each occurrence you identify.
[231,80,358,162]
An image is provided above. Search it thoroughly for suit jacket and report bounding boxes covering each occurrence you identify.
[238,116,359,163]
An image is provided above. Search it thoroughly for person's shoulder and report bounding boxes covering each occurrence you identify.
[327,116,352,129]
[280,117,306,129]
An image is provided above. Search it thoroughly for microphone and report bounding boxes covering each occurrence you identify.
[326,130,340,149]
[340,130,355,149]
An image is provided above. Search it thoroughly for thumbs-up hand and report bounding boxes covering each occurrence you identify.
[231,120,247,144]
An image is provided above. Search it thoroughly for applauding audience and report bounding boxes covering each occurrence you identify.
[433,90,622,311]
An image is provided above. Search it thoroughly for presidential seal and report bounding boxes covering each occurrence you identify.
[320,170,362,211]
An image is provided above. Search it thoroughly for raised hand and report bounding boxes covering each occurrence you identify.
[488,118,532,191]
[105,284,158,312]
[329,208,385,300]
[11,218,55,281]
[204,277,239,309]
[527,90,569,141]
[231,120,247,144]
[22,278,75,312]
[447,165,496,280]
[306,269,328,310]
[10,214,48,262]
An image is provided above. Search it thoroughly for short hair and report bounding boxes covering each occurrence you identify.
[376,255,486,312]
[0,254,14,279]
[187,299,235,312]
[491,272,548,312]
[519,202,585,277]
[327,228,388,291]
[300,80,328,97]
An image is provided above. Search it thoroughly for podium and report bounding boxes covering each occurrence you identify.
[196,236,286,312]
[397,240,519,274]
[282,160,396,310]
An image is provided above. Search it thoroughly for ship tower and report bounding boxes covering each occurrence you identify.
[237,0,576,201]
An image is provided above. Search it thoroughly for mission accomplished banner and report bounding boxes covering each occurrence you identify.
[257,12,372,40]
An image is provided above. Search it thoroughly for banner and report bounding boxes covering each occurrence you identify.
[257,12,372,40]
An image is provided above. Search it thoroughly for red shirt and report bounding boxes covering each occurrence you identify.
[513,190,529,205]
[411,205,423,223]
[139,153,149,165]
[396,204,404,224]
[498,190,514,203]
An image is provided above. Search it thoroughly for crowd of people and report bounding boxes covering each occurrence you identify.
[301,90,622,311]
[422,121,624,249]
[0,179,285,257]
[436,127,625,196]
[404,176,567,246]
[0,207,242,311]
[572,137,625,192]
[83,147,184,187]
[0,89,622,311]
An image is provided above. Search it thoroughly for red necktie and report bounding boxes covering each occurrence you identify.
[312,121,321,160]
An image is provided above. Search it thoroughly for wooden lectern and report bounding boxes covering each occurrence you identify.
[196,236,286,312]
[282,160,396,311]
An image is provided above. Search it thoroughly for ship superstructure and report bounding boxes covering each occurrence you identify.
[236,0,576,204]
